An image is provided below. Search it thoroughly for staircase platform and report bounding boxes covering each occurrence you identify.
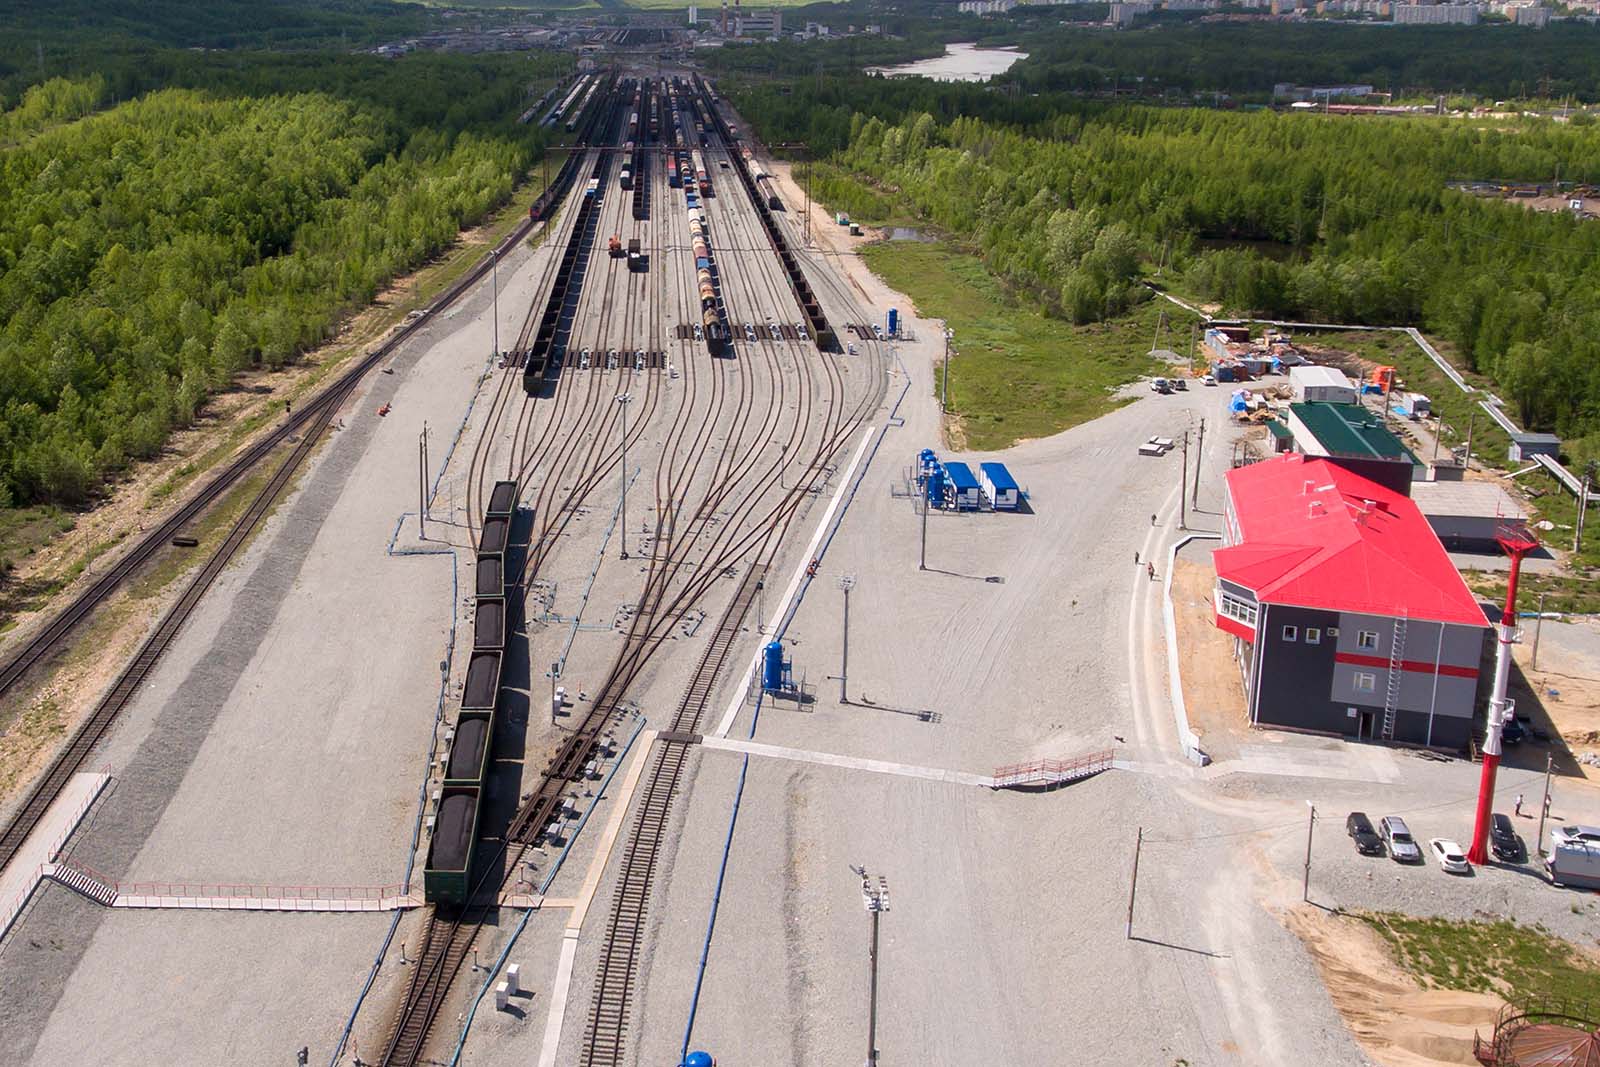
[0,770,111,940]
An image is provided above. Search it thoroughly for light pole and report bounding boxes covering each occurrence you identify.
[850,865,889,1067]
[837,575,855,704]
[491,247,500,360]
[617,394,633,560]
[941,328,953,415]
[918,492,928,571]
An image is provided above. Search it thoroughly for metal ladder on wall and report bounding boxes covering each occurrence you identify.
[1381,614,1408,740]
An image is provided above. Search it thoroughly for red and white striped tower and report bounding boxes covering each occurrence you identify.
[1467,522,1539,866]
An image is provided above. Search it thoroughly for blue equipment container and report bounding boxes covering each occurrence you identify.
[887,308,899,336]
[685,1054,715,1067]
[924,465,947,505]
[978,462,1020,511]
[943,462,981,510]
[762,641,789,692]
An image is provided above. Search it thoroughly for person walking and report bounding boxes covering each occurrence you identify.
[1544,792,1552,817]
[1150,513,1157,527]
[1514,793,1524,817]
[1134,551,1140,566]
[1146,562,1156,582]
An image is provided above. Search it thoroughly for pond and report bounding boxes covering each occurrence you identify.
[887,227,935,242]
[866,42,1028,84]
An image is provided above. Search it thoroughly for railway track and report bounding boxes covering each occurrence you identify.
[376,74,887,1067]
[583,563,766,1067]
[381,909,482,1067]
[0,387,346,869]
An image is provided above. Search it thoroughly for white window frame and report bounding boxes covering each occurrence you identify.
[1282,625,1298,642]
[1305,628,1321,645]
[1357,630,1380,651]
[1354,672,1376,694]
[1217,590,1258,629]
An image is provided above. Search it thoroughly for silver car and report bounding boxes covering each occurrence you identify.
[1380,816,1422,863]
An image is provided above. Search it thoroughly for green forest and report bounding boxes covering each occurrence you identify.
[733,78,1600,450]
[0,49,568,506]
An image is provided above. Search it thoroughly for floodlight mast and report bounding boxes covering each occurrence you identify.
[1467,522,1539,866]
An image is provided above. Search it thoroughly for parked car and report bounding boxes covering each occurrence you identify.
[1490,813,1524,862]
[1347,812,1384,856]
[1201,374,1217,387]
[1150,377,1170,393]
[1171,377,1187,391]
[1429,838,1471,874]
[1379,816,1422,863]
[1501,716,1526,746]
[1552,824,1600,846]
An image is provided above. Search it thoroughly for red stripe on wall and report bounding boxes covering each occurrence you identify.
[1215,614,1255,642]
[1334,651,1478,679]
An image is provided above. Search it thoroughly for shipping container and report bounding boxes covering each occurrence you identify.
[943,462,981,511]
[979,462,1020,511]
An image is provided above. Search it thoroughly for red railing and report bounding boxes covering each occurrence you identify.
[993,749,1115,788]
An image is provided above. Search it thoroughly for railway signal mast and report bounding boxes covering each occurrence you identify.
[1467,522,1540,866]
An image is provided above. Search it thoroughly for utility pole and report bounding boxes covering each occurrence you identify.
[1303,802,1316,903]
[837,575,855,704]
[1188,321,1197,369]
[1574,464,1595,554]
[1192,418,1205,508]
[1531,591,1547,670]
[1179,431,1189,530]
[850,865,890,1067]
[1463,410,1475,470]
[550,662,559,726]
[1535,752,1555,857]
[1125,827,1143,939]
[417,426,429,540]
[616,394,633,559]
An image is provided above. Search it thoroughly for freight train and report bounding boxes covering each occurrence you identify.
[423,480,517,905]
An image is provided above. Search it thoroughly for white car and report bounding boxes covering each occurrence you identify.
[1429,838,1471,874]
[1201,374,1217,386]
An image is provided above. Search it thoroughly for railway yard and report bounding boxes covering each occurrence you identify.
[2,57,1599,1067]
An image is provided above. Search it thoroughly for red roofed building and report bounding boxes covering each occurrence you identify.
[1213,454,1490,748]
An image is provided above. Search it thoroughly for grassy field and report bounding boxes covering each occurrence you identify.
[860,240,1184,450]
[1362,912,1600,1002]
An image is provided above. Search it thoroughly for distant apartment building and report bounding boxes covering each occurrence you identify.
[688,4,699,23]
[1509,2,1551,24]
[1108,1,1155,23]
[803,19,832,34]
[959,0,1018,12]
[734,9,783,36]
[1394,3,1479,23]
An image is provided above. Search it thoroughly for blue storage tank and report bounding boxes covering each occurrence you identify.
[944,462,981,511]
[887,308,899,336]
[762,641,788,692]
[685,1054,715,1067]
[924,466,947,505]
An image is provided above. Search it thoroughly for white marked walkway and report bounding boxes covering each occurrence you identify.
[0,771,110,940]
[699,736,997,788]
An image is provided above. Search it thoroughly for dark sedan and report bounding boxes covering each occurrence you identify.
[1490,812,1524,862]
[1347,811,1384,856]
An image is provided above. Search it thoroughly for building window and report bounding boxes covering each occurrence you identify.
[1282,625,1298,642]
[1354,672,1376,694]
[1217,590,1257,628]
[1358,630,1380,651]
[1305,628,1321,645]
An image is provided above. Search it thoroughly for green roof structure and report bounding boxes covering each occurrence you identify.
[1287,402,1421,468]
